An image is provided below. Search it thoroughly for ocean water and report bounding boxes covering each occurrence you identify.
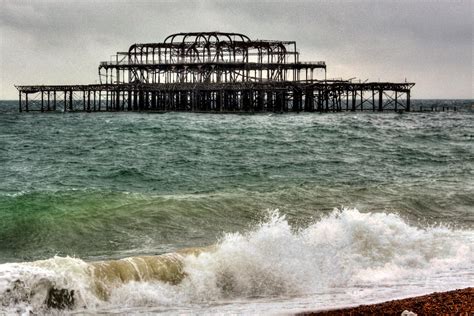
[0,100,472,314]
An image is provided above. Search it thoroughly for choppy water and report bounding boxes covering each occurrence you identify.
[0,100,473,314]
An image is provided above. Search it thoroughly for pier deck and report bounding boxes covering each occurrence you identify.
[16,81,413,113]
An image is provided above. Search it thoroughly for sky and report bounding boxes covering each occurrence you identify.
[0,0,472,99]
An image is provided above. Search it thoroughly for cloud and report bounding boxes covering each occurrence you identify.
[0,0,472,99]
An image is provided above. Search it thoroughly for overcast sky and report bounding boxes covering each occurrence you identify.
[0,0,472,99]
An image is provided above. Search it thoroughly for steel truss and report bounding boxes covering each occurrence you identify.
[16,32,414,113]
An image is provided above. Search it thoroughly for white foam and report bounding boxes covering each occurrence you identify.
[1,209,472,314]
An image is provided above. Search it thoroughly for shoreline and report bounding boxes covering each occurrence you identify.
[299,287,473,315]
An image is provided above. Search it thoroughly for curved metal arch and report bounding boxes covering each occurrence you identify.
[164,32,250,44]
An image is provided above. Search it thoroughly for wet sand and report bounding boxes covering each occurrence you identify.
[300,287,473,315]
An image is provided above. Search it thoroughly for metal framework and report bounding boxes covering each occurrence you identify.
[15,32,414,113]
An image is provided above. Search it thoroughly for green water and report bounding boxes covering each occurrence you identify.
[0,101,473,263]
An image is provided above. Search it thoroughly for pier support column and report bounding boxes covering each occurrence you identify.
[257,90,264,112]
[351,90,356,111]
[152,91,157,110]
[378,89,383,111]
[116,90,121,111]
[25,93,29,112]
[346,91,349,111]
[41,91,44,112]
[127,90,132,111]
[19,92,22,112]
[304,89,314,112]
[216,90,222,112]
[242,90,250,112]
[406,90,411,112]
[98,90,102,112]
[93,91,96,112]
[133,91,138,111]
[372,90,375,112]
[293,89,302,112]
[395,91,398,112]
[138,90,144,111]
[317,91,323,112]
[276,91,284,113]
[267,91,274,112]
[191,90,197,111]
[325,91,329,112]
[69,90,73,111]
[145,91,150,110]
[87,90,91,112]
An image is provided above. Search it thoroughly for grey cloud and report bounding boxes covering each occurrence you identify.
[0,0,472,99]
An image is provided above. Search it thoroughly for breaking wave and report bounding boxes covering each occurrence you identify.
[1,209,472,314]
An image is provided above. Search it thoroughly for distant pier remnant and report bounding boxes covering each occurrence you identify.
[16,32,414,113]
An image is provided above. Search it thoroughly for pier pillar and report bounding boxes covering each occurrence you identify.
[191,90,197,111]
[87,90,91,112]
[346,91,349,111]
[304,89,314,111]
[133,91,138,111]
[242,90,251,111]
[351,90,356,111]
[53,91,56,111]
[98,91,101,111]
[25,93,29,112]
[19,91,22,112]
[64,90,67,112]
[145,91,150,110]
[152,91,157,110]
[293,89,302,112]
[325,91,329,112]
[276,91,284,113]
[337,90,342,112]
[41,91,44,112]
[257,90,264,112]
[378,89,383,111]
[138,90,144,111]
[116,90,120,111]
[406,90,411,112]
[372,90,375,112]
[69,90,73,111]
[317,91,322,112]
[216,90,222,111]
[127,90,132,111]
[267,91,274,112]
[47,91,51,111]
[395,91,398,112]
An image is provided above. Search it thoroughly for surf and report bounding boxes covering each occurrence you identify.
[0,208,472,314]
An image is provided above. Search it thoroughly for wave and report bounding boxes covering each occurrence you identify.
[0,209,472,314]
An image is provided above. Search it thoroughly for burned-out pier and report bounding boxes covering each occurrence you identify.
[16,32,414,113]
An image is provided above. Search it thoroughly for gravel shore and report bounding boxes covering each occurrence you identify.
[299,287,473,315]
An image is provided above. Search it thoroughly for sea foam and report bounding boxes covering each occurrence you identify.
[0,209,472,314]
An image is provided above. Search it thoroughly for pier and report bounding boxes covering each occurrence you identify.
[16,32,414,113]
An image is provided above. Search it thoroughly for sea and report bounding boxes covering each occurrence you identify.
[0,99,472,314]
